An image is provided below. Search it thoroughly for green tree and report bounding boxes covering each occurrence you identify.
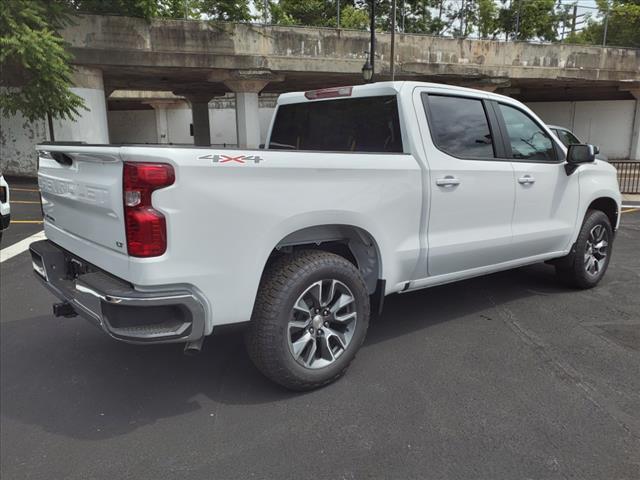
[477,0,499,38]
[337,3,370,29]
[497,0,559,41]
[198,0,253,21]
[259,0,350,27]
[0,0,85,122]
[569,0,640,48]
[70,0,252,21]
[68,0,161,19]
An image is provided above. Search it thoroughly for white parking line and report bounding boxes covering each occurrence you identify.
[0,231,46,263]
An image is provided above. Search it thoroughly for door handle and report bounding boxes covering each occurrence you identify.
[436,176,460,187]
[518,175,536,185]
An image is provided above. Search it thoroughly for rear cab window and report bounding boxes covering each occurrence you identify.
[268,96,403,153]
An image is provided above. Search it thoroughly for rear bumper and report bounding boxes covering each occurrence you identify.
[29,240,206,344]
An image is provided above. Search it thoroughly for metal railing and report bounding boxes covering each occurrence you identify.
[610,161,640,194]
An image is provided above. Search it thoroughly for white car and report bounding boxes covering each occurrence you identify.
[30,82,621,390]
[548,124,608,161]
[0,174,10,242]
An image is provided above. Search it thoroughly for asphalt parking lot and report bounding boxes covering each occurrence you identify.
[1,179,639,479]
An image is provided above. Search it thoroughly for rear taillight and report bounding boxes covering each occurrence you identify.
[123,162,175,257]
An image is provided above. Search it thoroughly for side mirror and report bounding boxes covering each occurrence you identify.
[259,143,265,149]
[567,144,596,164]
[565,144,596,174]
[594,145,600,155]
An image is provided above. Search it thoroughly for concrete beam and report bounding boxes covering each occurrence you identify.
[60,15,640,93]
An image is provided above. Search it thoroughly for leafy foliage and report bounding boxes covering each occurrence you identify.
[496,0,558,41]
[568,0,640,48]
[198,0,253,21]
[0,0,85,121]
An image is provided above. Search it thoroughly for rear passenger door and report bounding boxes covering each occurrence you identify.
[416,90,516,277]
[493,102,579,258]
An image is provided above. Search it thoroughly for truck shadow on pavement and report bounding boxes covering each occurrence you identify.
[1,263,574,441]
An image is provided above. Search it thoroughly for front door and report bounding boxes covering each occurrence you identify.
[415,89,516,277]
[495,102,580,258]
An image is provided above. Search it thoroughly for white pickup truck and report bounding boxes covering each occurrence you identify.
[31,82,621,390]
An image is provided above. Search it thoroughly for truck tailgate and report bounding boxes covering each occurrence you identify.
[38,147,127,255]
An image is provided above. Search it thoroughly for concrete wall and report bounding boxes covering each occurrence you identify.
[108,110,157,144]
[109,104,276,146]
[62,15,640,84]
[0,111,49,176]
[528,100,637,159]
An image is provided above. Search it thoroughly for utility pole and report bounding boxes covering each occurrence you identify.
[602,2,609,47]
[401,1,405,32]
[370,0,376,82]
[47,112,55,142]
[571,3,578,36]
[337,0,340,29]
[391,0,396,81]
[514,0,521,40]
[264,0,269,24]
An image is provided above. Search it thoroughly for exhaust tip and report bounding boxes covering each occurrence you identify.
[184,338,204,356]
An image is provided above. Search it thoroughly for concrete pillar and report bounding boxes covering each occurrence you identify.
[235,91,261,148]
[147,101,181,144]
[184,94,213,146]
[628,89,640,161]
[224,80,269,149]
[53,66,109,143]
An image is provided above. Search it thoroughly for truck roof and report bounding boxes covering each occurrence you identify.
[277,81,511,106]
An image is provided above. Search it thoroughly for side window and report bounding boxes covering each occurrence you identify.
[499,104,556,161]
[423,94,495,159]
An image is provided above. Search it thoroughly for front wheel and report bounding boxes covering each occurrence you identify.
[556,209,613,289]
[246,250,370,391]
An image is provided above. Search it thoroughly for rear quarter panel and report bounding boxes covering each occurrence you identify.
[120,147,422,332]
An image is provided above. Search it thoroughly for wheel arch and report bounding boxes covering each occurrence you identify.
[270,224,383,296]
[588,197,619,232]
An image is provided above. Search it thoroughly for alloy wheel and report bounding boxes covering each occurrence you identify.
[584,224,609,277]
[287,279,358,369]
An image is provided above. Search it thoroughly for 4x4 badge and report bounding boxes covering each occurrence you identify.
[198,154,263,164]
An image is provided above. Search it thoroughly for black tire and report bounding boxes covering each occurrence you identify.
[245,249,370,391]
[556,209,613,289]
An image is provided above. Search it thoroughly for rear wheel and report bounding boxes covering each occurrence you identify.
[556,209,613,289]
[246,250,370,391]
